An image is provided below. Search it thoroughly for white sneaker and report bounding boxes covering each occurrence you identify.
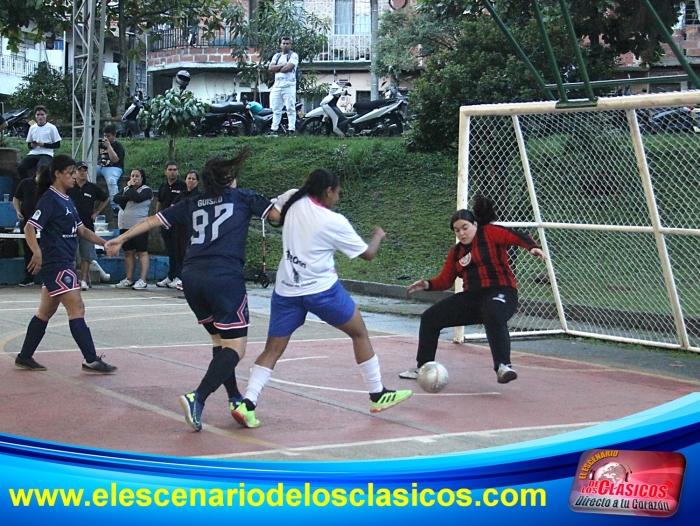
[156,277,172,288]
[80,280,90,291]
[115,278,134,289]
[168,277,182,289]
[132,279,148,290]
[398,367,419,379]
[497,363,518,384]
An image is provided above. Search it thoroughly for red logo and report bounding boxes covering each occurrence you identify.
[569,449,685,517]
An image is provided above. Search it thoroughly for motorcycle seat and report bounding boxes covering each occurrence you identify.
[209,101,246,114]
[257,109,273,117]
[353,99,399,114]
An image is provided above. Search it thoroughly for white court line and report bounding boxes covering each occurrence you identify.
[0,296,179,305]
[278,356,328,363]
[199,421,603,459]
[0,303,191,312]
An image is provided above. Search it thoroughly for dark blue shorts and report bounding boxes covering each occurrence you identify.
[43,265,80,297]
[182,269,249,331]
[268,280,356,337]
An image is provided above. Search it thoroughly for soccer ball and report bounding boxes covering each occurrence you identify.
[417,362,449,393]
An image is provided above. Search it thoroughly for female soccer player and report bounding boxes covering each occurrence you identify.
[399,196,546,384]
[14,154,117,373]
[232,168,412,429]
[105,151,283,431]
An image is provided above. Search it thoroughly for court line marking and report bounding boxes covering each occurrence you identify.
[198,421,604,459]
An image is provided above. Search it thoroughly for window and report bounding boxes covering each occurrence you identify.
[686,1,700,25]
[334,0,371,35]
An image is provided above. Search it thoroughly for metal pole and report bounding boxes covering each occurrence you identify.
[454,110,471,343]
[531,0,567,102]
[558,0,596,102]
[370,0,379,100]
[641,0,700,90]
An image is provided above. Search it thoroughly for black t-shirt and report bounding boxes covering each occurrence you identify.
[97,139,125,169]
[157,178,188,209]
[14,177,38,223]
[67,181,109,231]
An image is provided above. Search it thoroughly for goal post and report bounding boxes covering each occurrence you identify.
[456,91,700,352]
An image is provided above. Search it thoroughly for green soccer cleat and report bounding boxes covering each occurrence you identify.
[370,389,413,413]
[231,400,260,428]
[179,391,203,432]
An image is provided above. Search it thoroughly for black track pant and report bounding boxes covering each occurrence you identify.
[416,286,518,371]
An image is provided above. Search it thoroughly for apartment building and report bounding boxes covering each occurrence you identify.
[147,0,393,109]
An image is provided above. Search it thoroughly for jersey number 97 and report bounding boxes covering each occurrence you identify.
[191,203,234,244]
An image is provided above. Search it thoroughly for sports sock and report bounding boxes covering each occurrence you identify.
[19,316,48,358]
[357,355,383,395]
[69,318,98,362]
[216,346,243,400]
[196,347,240,404]
[244,364,273,406]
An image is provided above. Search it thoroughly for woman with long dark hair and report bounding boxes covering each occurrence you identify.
[105,150,285,431]
[232,168,412,429]
[14,154,117,373]
[399,196,546,384]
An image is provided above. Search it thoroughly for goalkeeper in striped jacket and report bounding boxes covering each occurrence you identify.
[400,196,546,384]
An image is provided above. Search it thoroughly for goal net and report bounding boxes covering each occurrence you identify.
[457,91,700,352]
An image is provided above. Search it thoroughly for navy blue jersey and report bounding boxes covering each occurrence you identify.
[27,186,83,272]
[157,187,273,277]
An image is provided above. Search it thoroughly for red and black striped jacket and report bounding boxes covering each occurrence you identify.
[427,224,539,292]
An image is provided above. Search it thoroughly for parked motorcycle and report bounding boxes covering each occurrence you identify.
[245,100,304,136]
[1,108,31,138]
[116,96,151,138]
[299,82,405,137]
[191,93,250,137]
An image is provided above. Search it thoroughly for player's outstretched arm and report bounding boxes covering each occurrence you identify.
[105,216,162,256]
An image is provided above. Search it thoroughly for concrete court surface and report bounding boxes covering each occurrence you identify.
[0,283,698,462]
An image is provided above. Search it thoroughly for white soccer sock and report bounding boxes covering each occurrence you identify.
[244,365,273,405]
[357,355,383,394]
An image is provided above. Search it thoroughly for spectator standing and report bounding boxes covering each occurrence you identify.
[156,162,186,288]
[0,113,7,133]
[95,124,126,216]
[113,168,153,290]
[267,36,299,137]
[14,154,117,373]
[17,106,61,180]
[67,162,109,290]
[12,169,41,286]
[172,170,202,290]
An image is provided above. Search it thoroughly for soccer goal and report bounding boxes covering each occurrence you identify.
[456,91,700,352]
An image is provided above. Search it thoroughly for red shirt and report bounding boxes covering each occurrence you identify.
[428,224,539,292]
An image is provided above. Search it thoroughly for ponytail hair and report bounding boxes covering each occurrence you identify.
[450,195,497,231]
[201,148,248,197]
[278,168,339,226]
[36,154,76,200]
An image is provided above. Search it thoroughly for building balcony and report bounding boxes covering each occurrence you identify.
[0,55,40,77]
[148,28,371,68]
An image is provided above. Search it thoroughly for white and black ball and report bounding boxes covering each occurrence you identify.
[417,362,449,393]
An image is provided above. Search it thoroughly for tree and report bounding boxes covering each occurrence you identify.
[222,0,330,98]
[0,1,72,52]
[140,88,207,158]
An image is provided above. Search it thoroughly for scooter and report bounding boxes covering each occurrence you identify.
[117,96,151,138]
[1,108,31,137]
[299,82,405,137]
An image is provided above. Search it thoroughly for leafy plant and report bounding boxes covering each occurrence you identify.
[140,88,208,158]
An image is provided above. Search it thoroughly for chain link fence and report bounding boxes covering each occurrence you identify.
[459,92,700,351]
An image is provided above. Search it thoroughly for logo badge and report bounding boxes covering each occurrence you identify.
[569,449,686,517]
[31,210,41,220]
[458,253,471,267]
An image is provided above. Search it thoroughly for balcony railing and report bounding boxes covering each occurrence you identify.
[0,55,40,77]
[149,28,371,63]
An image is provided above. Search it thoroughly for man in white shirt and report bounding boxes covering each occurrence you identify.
[267,36,299,137]
[17,105,61,179]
